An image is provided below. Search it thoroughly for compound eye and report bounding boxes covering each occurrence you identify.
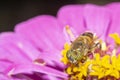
[66,50,77,63]
[69,56,76,63]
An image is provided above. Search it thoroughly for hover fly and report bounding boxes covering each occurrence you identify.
[66,32,100,64]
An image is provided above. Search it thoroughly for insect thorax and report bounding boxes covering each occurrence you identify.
[66,32,95,64]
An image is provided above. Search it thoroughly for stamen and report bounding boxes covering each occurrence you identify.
[112,49,117,56]
[101,41,107,51]
[65,25,75,41]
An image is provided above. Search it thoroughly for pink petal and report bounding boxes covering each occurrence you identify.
[11,64,68,79]
[0,74,15,80]
[42,75,62,80]
[104,3,120,43]
[0,32,62,66]
[0,45,30,64]
[84,4,111,39]
[0,61,25,80]
[57,5,86,35]
[15,15,65,51]
[0,32,38,62]
[106,2,120,11]
[0,60,13,74]
[0,74,26,80]
[106,3,120,34]
[0,74,10,80]
[15,16,65,66]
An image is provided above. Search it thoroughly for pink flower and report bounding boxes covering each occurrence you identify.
[0,2,120,80]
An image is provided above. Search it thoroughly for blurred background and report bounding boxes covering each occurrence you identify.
[0,0,120,32]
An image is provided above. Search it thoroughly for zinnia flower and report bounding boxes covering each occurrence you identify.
[0,2,120,80]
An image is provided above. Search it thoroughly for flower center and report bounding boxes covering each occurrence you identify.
[61,26,120,80]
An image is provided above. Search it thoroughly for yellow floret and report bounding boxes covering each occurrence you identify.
[61,43,70,64]
[109,33,120,45]
[90,53,120,79]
